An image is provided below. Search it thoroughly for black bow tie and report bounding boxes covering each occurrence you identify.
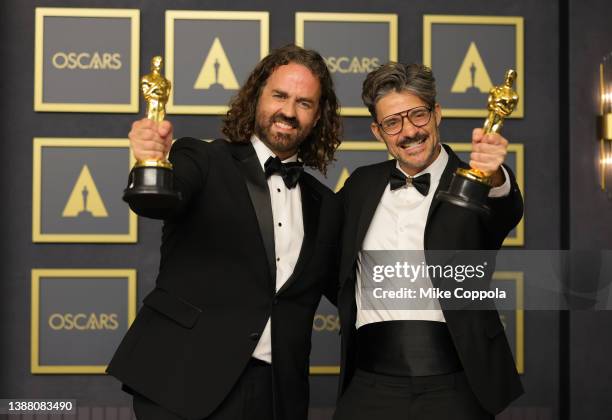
[264,156,304,189]
[389,168,431,196]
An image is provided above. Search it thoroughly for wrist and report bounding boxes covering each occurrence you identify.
[489,168,505,187]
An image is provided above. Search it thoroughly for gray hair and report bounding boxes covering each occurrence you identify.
[362,62,437,121]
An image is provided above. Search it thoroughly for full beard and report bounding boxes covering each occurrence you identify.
[254,112,305,154]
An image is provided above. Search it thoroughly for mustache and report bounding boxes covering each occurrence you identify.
[271,113,300,129]
[397,132,428,147]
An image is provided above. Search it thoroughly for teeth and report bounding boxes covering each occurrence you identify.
[400,138,426,149]
[275,121,293,129]
[402,142,422,150]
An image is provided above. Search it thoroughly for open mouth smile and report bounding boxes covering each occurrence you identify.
[398,136,427,150]
[273,121,296,131]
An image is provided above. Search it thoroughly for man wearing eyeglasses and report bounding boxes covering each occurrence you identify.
[333,63,524,420]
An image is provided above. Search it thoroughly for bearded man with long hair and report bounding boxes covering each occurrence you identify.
[107,44,342,420]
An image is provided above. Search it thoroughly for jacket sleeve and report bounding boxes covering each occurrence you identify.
[485,163,524,246]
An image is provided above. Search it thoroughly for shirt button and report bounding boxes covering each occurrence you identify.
[277,188,281,192]
[249,332,260,341]
[276,257,280,262]
[278,222,282,227]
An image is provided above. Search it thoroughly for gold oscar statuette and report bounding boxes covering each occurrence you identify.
[123,56,181,215]
[436,69,519,214]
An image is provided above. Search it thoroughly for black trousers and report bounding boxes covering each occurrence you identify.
[133,359,274,420]
[333,369,493,420]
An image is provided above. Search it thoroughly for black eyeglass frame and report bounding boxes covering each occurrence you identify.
[377,106,433,135]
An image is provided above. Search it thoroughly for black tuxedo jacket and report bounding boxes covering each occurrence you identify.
[107,138,340,420]
[336,144,524,415]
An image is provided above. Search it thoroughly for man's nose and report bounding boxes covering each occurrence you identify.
[281,100,297,118]
[400,115,419,137]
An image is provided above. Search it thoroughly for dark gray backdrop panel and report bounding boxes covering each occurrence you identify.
[1,0,564,419]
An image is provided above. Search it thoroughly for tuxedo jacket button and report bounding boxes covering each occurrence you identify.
[249,332,260,341]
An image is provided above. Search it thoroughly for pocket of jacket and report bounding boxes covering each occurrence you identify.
[142,287,202,329]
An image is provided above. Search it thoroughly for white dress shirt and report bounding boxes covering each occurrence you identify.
[355,144,511,329]
[250,136,304,363]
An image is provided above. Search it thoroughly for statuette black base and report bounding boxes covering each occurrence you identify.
[123,166,180,216]
[436,172,491,215]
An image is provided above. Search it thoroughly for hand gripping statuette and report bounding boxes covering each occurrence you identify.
[436,69,519,214]
[123,56,181,213]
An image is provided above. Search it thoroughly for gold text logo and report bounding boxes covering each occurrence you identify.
[324,56,380,74]
[51,52,122,70]
[313,314,340,332]
[48,313,119,330]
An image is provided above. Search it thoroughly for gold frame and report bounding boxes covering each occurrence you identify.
[338,141,388,151]
[165,10,269,115]
[448,142,525,246]
[493,271,525,374]
[296,12,398,116]
[31,268,137,374]
[339,140,393,162]
[310,365,340,375]
[310,271,525,376]
[32,138,137,243]
[34,8,140,113]
[423,15,524,118]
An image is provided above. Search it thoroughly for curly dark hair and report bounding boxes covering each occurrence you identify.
[222,44,342,174]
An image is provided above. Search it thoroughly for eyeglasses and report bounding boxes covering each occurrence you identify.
[377,106,433,135]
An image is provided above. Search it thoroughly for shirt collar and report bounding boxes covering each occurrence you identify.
[251,135,298,171]
[395,143,448,182]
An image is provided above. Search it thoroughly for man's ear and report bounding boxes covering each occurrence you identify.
[371,121,385,143]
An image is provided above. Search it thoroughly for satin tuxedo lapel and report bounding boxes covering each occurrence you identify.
[226,140,323,296]
[340,160,395,291]
[226,141,276,290]
[277,176,320,295]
